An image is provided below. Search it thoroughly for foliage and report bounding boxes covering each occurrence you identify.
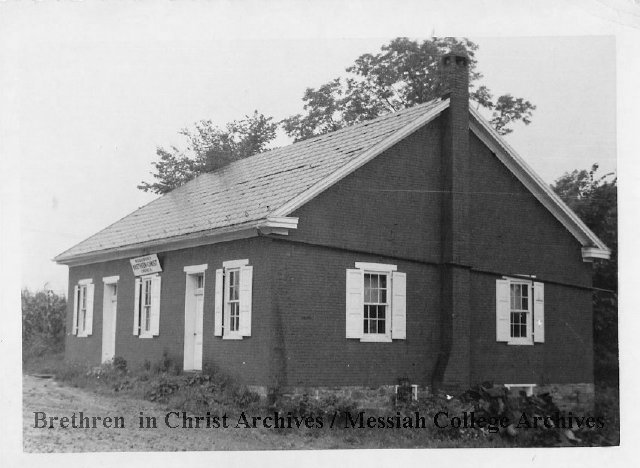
[276,393,359,425]
[140,38,535,194]
[138,111,278,194]
[282,37,536,141]
[22,288,67,361]
[552,165,618,386]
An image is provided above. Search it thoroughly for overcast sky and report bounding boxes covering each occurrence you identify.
[0,2,629,294]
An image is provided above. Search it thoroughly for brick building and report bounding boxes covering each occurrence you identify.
[55,53,610,404]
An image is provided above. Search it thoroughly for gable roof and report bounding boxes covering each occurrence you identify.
[54,98,609,265]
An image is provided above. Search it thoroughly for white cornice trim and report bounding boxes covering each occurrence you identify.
[55,224,260,266]
[581,247,612,262]
[469,108,610,257]
[256,216,299,235]
[271,99,449,218]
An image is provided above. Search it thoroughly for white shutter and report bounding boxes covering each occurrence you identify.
[533,282,545,343]
[346,269,364,339]
[150,276,161,336]
[496,279,510,342]
[214,269,223,336]
[239,265,253,337]
[391,271,406,340]
[72,285,79,335]
[84,283,95,336]
[133,278,141,335]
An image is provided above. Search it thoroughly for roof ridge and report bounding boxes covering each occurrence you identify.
[211,98,444,170]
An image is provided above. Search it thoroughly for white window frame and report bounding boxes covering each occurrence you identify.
[508,278,533,346]
[358,263,395,343]
[223,267,243,340]
[138,274,158,339]
[76,282,89,337]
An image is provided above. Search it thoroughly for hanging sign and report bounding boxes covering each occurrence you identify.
[130,254,162,276]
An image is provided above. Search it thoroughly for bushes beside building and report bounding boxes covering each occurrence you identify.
[22,288,66,367]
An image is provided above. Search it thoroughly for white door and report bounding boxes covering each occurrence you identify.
[184,273,204,371]
[193,286,204,370]
[102,283,117,363]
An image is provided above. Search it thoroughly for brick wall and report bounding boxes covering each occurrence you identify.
[269,239,441,388]
[287,121,443,264]
[66,237,275,385]
[466,130,594,386]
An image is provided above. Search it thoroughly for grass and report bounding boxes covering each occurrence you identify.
[23,352,620,448]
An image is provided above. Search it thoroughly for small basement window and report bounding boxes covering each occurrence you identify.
[504,384,536,397]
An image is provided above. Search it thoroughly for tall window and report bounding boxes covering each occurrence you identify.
[78,284,87,334]
[227,269,240,332]
[73,279,94,337]
[215,259,253,340]
[364,272,388,335]
[134,274,160,338]
[142,277,152,333]
[510,282,530,339]
[345,262,406,342]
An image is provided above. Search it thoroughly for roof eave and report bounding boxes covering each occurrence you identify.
[54,216,299,266]
[581,247,612,262]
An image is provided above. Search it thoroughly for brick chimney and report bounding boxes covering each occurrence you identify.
[432,51,472,391]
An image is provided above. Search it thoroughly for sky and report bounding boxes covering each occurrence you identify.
[0,2,629,295]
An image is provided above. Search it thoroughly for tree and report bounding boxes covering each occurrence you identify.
[139,111,278,195]
[282,37,536,142]
[552,164,618,386]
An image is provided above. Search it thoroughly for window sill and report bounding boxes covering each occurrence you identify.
[222,334,243,340]
[360,335,392,343]
[139,333,154,339]
[76,333,89,338]
[507,339,533,346]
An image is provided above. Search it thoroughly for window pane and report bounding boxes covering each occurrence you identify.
[363,320,368,334]
[378,320,385,334]
[380,288,387,303]
[378,306,385,319]
[371,274,378,289]
[370,320,377,334]
[364,284,372,303]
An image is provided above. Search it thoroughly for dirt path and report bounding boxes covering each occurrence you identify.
[22,375,323,452]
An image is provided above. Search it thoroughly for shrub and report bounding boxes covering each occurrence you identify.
[152,350,181,375]
[22,288,66,364]
[112,356,128,373]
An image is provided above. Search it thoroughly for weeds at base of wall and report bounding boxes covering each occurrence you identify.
[37,353,263,416]
[24,354,619,448]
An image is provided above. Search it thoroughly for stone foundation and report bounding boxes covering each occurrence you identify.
[534,383,595,411]
[247,383,594,411]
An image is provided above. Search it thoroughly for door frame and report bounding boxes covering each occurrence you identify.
[101,276,119,363]
[183,264,208,371]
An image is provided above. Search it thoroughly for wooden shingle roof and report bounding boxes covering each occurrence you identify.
[55,99,447,263]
